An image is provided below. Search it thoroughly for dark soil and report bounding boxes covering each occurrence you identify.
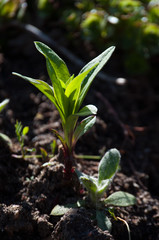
[0,28,159,240]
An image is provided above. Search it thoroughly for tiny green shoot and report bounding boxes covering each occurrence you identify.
[14,120,30,158]
[13,41,115,178]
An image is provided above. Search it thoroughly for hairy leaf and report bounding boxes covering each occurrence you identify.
[51,204,77,216]
[80,176,98,193]
[104,191,136,207]
[98,148,120,183]
[97,179,110,197]
[96,210,112,232]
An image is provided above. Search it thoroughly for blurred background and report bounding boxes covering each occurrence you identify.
[0,0,159,76]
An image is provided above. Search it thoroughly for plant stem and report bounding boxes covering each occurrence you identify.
[117,217,131,240]
[63,147,75,180]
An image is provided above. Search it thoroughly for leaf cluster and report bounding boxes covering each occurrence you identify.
[13,42,115,153]
[77,148,136,207]
[51,148,136,232]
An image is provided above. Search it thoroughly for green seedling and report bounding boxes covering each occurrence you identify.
[0,99,12,148]
[40,147,48,161]
[14,120,35,158]
[13,41,115,178]
[77,148,136,231]
[51,148,136,236]
[50,139,57,156]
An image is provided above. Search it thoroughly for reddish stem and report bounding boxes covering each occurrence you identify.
[62,146,75,180]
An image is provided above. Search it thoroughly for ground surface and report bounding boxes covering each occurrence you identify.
[0,28,159,240]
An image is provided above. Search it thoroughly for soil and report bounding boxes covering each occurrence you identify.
[0,27,159,240]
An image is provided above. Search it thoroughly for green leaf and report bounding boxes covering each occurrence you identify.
[22,126,29,136]
[75,168,85,178]
[74,104,97,116]
[64,114,78,147]
[40,147,48,160]
[65,64,97,114]
[73,116,96,144]
[52,129,67,150]
[65,74,74,87]
[46,58,68,117]
[0,133,12,148]
[80,176,98,193]
[98,148,120,184]
[50,203,78,216]
[34,41,70,83]
[104,191,136,207]
[97,179,110,197]
[0,99,9,112]
[96,210,112,232]
[77,46,115,110]
[12,72,65,123]
[15,120,23,142]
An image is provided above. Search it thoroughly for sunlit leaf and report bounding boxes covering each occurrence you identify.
[97,179,110,197]
[46,58,68,117]
[74,104,97,116]
[77,46,115,110]
[34,41,70,83]
[98,148,120,184]
[73,116,96,144]
[12,72,65,123]
[52,129,67,150]
[80,175,98,193]
[51,204,77,216]
[65,64,97,114]
[22,126,29,136]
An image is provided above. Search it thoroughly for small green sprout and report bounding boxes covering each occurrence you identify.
[51,149,136,235]
[13,41,115,178]
[15,120,30,158]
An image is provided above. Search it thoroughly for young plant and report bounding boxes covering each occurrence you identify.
[51,149,136,234]
[77,148,136,231]
[14,120,30,158]
[13,41,115,178]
